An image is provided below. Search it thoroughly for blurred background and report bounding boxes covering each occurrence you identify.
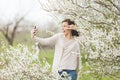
[0,0,120,80]
[0,0,59,47]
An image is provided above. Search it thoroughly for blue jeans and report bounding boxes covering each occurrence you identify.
[58,69,77,80]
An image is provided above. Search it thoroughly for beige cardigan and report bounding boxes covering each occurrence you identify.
[33,33,82,77]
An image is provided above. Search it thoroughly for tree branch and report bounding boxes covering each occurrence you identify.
[11,16,24,43]
[108,0,120,12]
[80,16,112,26]
[71,0,90,8]
[94,0,119,16]
[90,6,107,18]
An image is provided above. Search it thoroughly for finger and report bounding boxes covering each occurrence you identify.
[65,27,71,30]
[32,26,36,31]
[31,30,35,34]
[33,33,36,35]
[33,28,37,31]
[74,25,77,28]
[70,25,74,27]
[33,33,36,36]
[34,26,36,29]
[33,31,36,34]
[34,29,37,32]
[69,25,77,30]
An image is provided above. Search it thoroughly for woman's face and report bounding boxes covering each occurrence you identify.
[62,22,71,36]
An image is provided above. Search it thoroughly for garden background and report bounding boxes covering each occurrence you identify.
[0,0,120,80]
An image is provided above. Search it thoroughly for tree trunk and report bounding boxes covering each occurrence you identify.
[7,38,13,46]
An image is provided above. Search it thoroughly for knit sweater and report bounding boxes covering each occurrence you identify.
[33,33,82,74]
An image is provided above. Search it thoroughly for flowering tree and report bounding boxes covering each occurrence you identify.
[38,0,120,79]
[0,13,28,46]
[0,0,120,80]
[0,42,59,80]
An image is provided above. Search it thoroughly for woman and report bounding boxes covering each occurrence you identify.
[31,19,82,80]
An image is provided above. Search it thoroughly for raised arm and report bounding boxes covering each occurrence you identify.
[33,34,58,46]
[31,27,59,46]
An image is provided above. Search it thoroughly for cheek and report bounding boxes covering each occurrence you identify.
[63,27,68,30]
[62,27,65,30]
[65,29,69,33]
[62,27,70,33]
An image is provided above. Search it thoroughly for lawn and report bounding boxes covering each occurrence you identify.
[0,32,120,80]
[38,51,119,80]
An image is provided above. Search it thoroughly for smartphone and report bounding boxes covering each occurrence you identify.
[34,26,36,29]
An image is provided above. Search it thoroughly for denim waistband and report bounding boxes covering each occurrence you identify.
[58,69,76,72]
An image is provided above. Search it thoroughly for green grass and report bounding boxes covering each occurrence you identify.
[0,32,7,52]
[38,50,120,80]
[39,50,54,70]
[0,32,120,80]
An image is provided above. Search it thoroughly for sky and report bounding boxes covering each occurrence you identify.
[0,0,53,25]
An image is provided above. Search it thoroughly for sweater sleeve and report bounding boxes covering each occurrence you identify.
[76,44,82,70]
[33,33,60,46]
[74,39,82,71]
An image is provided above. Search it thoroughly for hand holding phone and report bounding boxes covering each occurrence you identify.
[31,26,37,38]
